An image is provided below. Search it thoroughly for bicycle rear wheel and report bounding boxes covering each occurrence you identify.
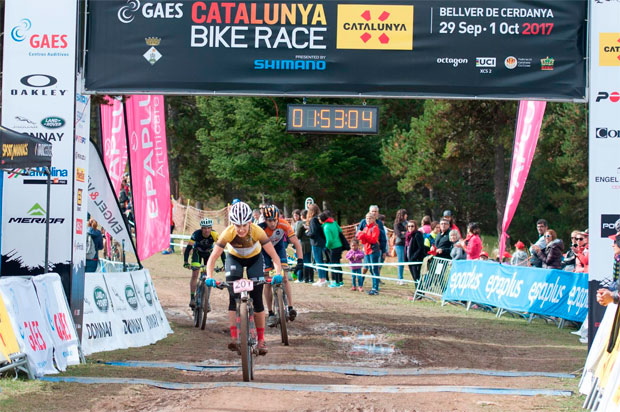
[275,288,289,346]
[200,287,210,330]
[193,287,202,328]
[239,301,252,382]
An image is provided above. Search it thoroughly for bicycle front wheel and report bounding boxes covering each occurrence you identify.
[275,288,289,346]
[200,287,210,330]
[239,301,252,382]
[193,287,202,328]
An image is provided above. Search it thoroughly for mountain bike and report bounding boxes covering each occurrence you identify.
[190,265,222,330]
[269,274,289,346]
[216,278,267,382]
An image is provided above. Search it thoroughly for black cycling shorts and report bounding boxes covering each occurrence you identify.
[225,253,265,313]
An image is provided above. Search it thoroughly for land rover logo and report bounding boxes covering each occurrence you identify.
[93,286,109,312]
[144,282,153,306]
[125,285,138,309]
[41,116,65,129]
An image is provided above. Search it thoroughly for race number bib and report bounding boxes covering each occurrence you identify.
[233,279,254,294]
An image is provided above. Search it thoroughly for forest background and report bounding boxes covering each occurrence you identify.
[146,96,585,246]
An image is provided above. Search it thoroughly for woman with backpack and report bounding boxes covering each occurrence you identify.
[86,218,104,272]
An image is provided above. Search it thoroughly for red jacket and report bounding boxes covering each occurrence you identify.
[356,222,380,255]
[463,234,482,260]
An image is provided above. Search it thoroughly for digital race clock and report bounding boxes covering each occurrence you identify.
[286,104,379,135]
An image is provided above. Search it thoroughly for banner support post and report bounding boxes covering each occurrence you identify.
[122,239,126,272]
[181,199,190,249]
[44,168,51,274]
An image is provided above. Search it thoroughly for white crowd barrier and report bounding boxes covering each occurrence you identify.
[306,261,422,285]
[0,274,81,377]
[82,269,172,356]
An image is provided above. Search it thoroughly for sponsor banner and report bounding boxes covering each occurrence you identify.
[32,273,80,370]
[85,0,587,100]
[0,276,56,376]
[102,271,157,348]
[100,96,127,193]
[1,0,77,284]
[72,79,91,340]
[0,291,21,363]
[443,260,588,322]
[499,100,545,259]
[588,0,620,343]
[81,272,126,355]
[125,95,171,260]
[88,141,137,255]
[132,269,173,338]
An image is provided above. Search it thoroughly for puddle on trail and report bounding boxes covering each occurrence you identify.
[311,323,418,367]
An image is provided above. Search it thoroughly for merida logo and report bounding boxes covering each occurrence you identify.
[8,202,65,224]
[28,203,46,216]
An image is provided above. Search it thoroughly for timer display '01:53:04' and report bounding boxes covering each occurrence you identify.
[286,105,379,134]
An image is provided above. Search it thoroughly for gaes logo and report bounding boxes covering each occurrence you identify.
[93,286,110,312]
[125,285,139,310]
[11,18,31,42]
[118,0,141,23]
[599,33,620,66]
[337,5,413,50]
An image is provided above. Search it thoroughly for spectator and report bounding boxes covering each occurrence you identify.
[252,209,261,224]
[434,218,453,259]
[86,218,104,272]
[356,212,381,295]
[461,222,482,260]
[320,211,344,288]
[479,251,489,261]
[307,204,328,287]
[596,236,620,306]
[294,209,311,283]
[406,220,425,282]
[532,229,564,269]
[292,209,302,225]
[420,215,432,235]
[346,238,365,292]
[443,210,461,237]
[162,197,176,255]
[423,221,439,254]
[393,209,408,285]
[357,205,388,281]
[376,214,389,277]
[574,230,589,273]
[530,219,548,267]
[450,230,466,260]
[511,241,529,266]
[562,230,580,272]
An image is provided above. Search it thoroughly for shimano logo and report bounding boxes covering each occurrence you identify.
[437,57,468,67]
[254,59,326,71]
[118,0,141,23]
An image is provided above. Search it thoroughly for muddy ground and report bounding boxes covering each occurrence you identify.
[0,251,587,411]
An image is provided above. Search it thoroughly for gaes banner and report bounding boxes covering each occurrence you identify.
[125,95,171,260]
[443,259,588,322]
[0,291,21,363]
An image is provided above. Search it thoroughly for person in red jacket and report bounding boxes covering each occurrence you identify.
[461,222,482,260]
[356,212,381,295]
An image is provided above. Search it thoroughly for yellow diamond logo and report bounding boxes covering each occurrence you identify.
[599,33,620,66]
[337,5,414,50]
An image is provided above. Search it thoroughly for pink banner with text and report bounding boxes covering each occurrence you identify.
[100,96,128,194]
[125,95,171,260]
[499,100,546,260]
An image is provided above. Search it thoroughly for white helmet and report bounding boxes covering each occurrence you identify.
[200,218,213,228]
[229,202,253,225]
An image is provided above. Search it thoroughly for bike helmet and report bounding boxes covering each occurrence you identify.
[263,205,280,221]
[200,218,213,228]
[228,201,253,225]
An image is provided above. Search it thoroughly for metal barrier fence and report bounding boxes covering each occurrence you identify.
[98,258,140,272]
[412,256,452,302]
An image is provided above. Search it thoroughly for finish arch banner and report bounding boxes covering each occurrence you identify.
[0,277,57,377]
[84,0,587,100]
[31,273,80,371]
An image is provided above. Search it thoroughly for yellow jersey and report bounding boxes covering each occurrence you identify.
[216,223,270,259]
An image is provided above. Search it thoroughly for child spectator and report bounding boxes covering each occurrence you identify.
[346,238,365,292]
[511,241,529,266]
[479,251,489,261]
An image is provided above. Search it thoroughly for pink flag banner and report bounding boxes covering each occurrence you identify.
[125,95,171,260]
[100,96,128,194]
[499,100,546,261]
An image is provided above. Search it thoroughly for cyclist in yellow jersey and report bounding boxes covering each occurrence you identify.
[206,201,282,355]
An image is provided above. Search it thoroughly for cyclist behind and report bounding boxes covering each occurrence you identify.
[205,201,283,356]
[183,218,225,308]
[259,205,304,328]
